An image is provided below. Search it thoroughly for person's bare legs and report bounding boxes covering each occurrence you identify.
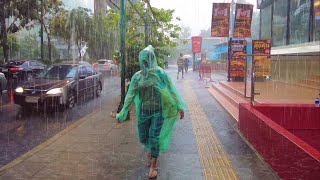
[148,157,158,178]
[147,151,152,160]
[182,68,184,78]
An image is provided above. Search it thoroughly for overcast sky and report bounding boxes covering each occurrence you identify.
[151,0,257,36]
[87,0,257,36]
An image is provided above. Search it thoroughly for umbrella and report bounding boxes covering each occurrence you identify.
[182,55,192,59]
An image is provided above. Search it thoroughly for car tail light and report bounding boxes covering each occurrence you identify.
[93,63,98,68]
[9,67,22,72]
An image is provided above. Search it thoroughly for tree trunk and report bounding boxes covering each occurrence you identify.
[78,43,81,61]
[1,11,9,62]
[48,36,51,62]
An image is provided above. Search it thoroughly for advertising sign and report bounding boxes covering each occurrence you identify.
[233,4,253,38]
[252,40,272,77]
[191,36,202,53]
[230,40,247,77]
[315,0,320,20]
[211,3,230,37]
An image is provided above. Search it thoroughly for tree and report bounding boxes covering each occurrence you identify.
[87,10,120,60]
[7,34,20,59]
[50,9,73,58]
[0,0,40,62]
[36,0,63,62]
[68,7,92,60]
[19,34,40,59]
[0,34,20,60]
[125,1,182,70]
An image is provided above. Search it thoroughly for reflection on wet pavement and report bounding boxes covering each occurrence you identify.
[0,75,120,167]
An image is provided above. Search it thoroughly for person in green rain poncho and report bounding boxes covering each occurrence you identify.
[116,45,185,178]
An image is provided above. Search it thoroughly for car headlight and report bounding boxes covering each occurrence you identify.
[46,88,62,95]
[15,87,24,93]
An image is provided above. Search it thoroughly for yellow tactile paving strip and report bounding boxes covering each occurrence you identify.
[184,80,238,180]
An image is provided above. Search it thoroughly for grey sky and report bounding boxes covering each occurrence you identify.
[151,0,257,36]
[86,0,257,36]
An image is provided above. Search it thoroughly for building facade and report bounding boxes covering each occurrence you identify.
[258,0,320,46]
[256,0,320,90]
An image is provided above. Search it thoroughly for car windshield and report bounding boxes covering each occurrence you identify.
[6,61,25,66]
[37,65,77,80]
[98,60,112,64]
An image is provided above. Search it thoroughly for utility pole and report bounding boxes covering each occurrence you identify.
[227,0,235,82]
[120,0,126,105]
[40,0,44,61]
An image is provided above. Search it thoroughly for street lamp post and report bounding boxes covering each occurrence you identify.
[120,0,126,105]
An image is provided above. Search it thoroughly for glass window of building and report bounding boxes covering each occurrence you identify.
[272,0,288,46]
[289,0,311,44]
[261,4,272,39]
[314,0,320,41]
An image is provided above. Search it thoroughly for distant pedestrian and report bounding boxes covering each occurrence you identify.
[177,53,184,79]
[184,57,189,73]
[116,45,185,179]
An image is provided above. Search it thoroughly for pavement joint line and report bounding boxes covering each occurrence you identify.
[184,80,238,180]
[0,105,105,175]
[0,103,15,110]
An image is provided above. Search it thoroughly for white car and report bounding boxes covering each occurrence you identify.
[93,59,118,74]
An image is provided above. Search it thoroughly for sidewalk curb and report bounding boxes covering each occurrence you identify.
[0,107,102,175]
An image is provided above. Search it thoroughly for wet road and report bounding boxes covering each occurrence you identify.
[0,74,120,167]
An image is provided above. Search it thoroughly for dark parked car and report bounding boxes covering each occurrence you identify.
[14,61,103,110]
[1,60,47,81]
[0,72,7,95]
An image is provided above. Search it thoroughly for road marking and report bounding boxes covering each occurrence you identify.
[184,80,238,180]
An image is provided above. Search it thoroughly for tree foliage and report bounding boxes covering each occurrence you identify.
[0,0,40,61]
[36,0,63,61]
[68,7,92,60]
[125,1,182,73]
[50,9,73,58]
[87,10,120,61]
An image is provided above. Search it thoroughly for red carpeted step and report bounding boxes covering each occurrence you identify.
[209,83,250,121]
[300,79,320,87]
[311,75,320,81]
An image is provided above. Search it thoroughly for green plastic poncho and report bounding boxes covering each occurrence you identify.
[116,45,185,155]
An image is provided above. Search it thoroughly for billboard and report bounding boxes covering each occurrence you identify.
[211,3,230,37]
[315,0,320,20]
[191,36,202,53]
[233,4,253,38]
[252,40,272,77]
[230,40,247,77]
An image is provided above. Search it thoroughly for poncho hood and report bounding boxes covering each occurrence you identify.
[139,45,158,76]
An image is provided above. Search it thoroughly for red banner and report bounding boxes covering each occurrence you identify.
[233,4,253,38]
[230,40,247,77]
[211,3,230,37]
[191,36,202,53]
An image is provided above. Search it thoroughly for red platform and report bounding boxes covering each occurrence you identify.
[239,103,320,179]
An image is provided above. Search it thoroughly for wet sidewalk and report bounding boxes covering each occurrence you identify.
[0,66,279,179]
